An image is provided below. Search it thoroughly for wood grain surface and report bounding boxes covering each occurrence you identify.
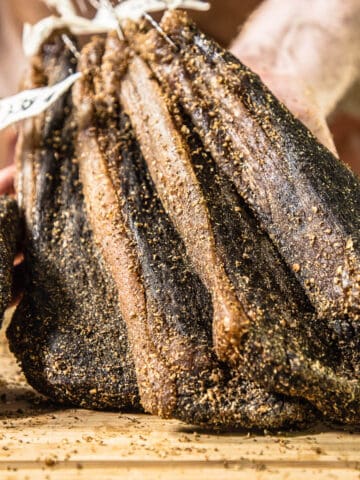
[0,310,359,480]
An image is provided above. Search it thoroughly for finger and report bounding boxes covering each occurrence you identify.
[231,0,360,118]
[268,81,337,155]
[0,164,15,195]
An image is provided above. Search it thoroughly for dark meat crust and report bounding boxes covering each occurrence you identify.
[144,12,360,380]
[8,15,359,428]
[0,197,20,321]
[127,14,360,424]
[7,32,139,410]
[188,123,360,424]
[155,10,360,324]
[118,106,312,430]
[74,32,314,430]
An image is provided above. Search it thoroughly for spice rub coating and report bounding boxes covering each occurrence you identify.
[0,197,20,322]
[74,32,313,430]
[134,10,360,378]
[118,105,311,430]
[7,33,139,410]
[179,109,360,424]
[8,15,360,428]
[128,16,360,423]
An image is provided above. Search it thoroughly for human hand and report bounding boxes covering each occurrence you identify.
[0,129,16,195]
[230,0,360,174]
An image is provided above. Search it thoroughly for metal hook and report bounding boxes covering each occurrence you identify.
[100,0,125,40]
[142,12,178,51]
[61,34,81,59]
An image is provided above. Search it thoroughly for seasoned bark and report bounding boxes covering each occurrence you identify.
[7,33,139,410]
[74,33,313,430]
[120,55,248,361]
[74,35,171,417]
[0,197,20,321]
[127,21,360,423]
[133,11,360,369]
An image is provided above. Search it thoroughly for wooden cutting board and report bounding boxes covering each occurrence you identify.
[0,311,359,480]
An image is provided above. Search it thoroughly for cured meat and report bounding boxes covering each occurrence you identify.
[74,32,313,430]
[7,13,359,429]
[125,18,360,423]
[133,12,360,382]
[0,196,20,321]
[162,13,360,320]
[7,33,139,410]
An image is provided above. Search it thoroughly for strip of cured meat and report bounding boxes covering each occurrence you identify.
[0,196,20,322]
[7,32,139,410]
[74,32,313,430]
[125,18,360,423]
[132,10,360,372]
